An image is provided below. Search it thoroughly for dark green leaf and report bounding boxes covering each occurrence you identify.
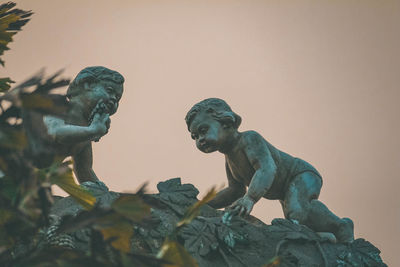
[112,194,151,223]
[0,2,32,66]
[0,77,14,92]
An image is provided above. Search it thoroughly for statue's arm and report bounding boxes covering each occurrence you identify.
[44,114,109,144]
[243,131,277,203]
[207,163,246,209]
[72,143,99,183]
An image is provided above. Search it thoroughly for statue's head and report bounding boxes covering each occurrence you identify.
[185,98,242,153]
[67,66,124,115]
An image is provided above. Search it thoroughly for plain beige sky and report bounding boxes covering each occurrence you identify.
[2,0,399,265]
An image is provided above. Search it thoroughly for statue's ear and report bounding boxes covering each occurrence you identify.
[220,112,237,129]
[221,122,230,129]
[233,113,242,129]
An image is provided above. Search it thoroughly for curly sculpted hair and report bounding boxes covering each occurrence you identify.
[185,98,242,131]
[67,66,124,99]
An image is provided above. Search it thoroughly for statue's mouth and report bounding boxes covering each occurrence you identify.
[88,99,117,124]
[200,143,216,153]
[105,101,115,112]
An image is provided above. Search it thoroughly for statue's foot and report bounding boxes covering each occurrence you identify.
[336,217,354,243]
[317,232,337,243]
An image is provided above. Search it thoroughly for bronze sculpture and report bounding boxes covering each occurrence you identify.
[26,66,124,184]
[185,98,354,243]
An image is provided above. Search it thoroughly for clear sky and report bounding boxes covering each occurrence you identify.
[2,0,399,265]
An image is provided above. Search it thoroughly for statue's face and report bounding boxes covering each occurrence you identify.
[189,112,231,153]
[82,80,123,115]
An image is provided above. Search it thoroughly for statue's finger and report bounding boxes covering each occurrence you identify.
[223,210,233,222]
[92,113,101,120]
[245,208,251,216]
[239,206,245,216]
[230,206,240,216]
[97,99,104,106]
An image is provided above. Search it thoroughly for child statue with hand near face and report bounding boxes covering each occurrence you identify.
[30,66,124,185]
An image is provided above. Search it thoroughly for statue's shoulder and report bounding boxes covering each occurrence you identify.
[43,115,66,133]
[241,130,267,144]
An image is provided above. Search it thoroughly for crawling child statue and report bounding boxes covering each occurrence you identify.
[185,98,354,243]
[27,66,124,184]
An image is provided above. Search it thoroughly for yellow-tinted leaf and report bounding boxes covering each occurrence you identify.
[0,209,12,226]
[21,93,54,109]
[263,256,281,267]
[177,187,217,228]
[50,165,95,210]
[157,239,198,267]
[112,195,150,223]
[0,157,7,171]
[0,128,27,150]
[99,221,133,253]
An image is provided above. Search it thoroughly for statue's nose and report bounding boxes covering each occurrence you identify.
[198,137,206,146]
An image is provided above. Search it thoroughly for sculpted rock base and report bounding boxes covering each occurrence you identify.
[50,178,386,267]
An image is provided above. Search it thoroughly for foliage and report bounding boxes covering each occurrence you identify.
[176,187,216,229]
[157,238,198,267]
[42,161,96,210]
[0,4,209,267]
[262,256,281,267]
[155,188,217,267]
[0,2,32,91]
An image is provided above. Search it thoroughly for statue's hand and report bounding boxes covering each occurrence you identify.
[90,112,110,141]
[229,195,255,216]
[89,100,109,124]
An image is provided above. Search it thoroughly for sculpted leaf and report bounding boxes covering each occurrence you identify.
[270,218,320,241]
[157,178,199,204]
[217,216,247,249]
[180,219,218,256]
[177,187,216,228]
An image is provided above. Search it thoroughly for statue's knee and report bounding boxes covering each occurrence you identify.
[286,209,308,224]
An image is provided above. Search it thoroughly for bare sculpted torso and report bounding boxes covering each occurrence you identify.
[225,131,321,200]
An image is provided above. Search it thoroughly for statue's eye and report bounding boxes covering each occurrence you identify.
[198,126,208,135]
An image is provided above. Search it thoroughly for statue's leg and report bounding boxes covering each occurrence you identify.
[282,172,354,242]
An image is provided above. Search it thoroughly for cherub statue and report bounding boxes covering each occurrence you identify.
[25,66,124,184]
[185,98,354,243]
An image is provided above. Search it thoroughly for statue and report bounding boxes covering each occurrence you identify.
[24,66,124,184]
[185,98,354,243]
